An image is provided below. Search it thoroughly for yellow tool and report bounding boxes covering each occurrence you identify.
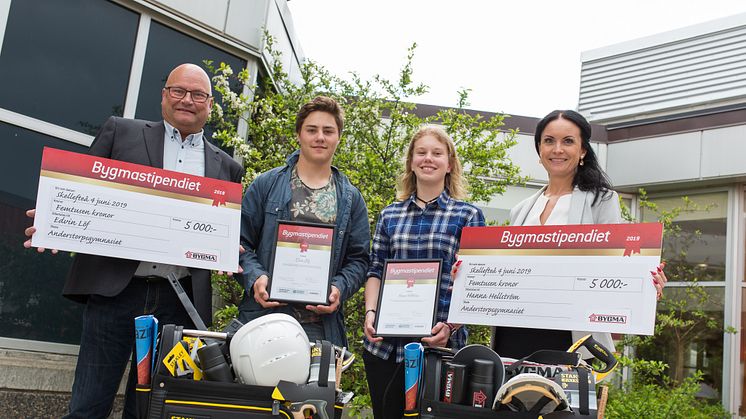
[567,334,618,382]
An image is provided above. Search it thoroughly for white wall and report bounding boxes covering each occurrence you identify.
[605,124,746,188]
[154,0,231,32]
[508,132,548,183]
[701,125,746,178]
[580,13,746,123]
[150,0,305,76]
[607,132,701,186]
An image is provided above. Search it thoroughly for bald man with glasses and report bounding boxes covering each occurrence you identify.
[24,63,244,418]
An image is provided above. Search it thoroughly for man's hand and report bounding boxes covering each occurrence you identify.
[306,285,340,315]
[23,209,58,254]
[253,274,284,308]
[218,245,245,276]
[421,322,451,348]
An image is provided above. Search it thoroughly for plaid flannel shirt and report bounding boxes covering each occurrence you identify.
[363,190,485,362]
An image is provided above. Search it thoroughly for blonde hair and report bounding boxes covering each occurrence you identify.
[396,126,467,201]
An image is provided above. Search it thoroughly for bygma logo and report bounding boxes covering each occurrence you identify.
[507,364,564,379]
[443,369,455,402]
[589,313,628,324]
[170,414,210,419]
[184,251,217,262]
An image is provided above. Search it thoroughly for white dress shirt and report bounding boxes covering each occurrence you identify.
[523,193,571,226]
[134,121,206,279]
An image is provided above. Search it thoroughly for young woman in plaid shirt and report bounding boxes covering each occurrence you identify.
[362,126,485,418]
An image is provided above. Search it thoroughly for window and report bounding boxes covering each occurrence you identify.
[641,192,727,282]
[0,0,138,134]
[135,21,246,148]
[637,191,727,400]
[636,286,724,399]
[0,122,87,344]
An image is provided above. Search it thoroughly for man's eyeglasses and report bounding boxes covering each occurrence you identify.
[164,86,211,103]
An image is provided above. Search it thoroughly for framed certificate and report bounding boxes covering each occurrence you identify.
[267,220,335,305]
[374,259,442,337]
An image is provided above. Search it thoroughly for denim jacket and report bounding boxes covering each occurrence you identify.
[237,150,370,347]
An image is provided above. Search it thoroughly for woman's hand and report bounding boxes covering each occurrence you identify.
[421,322,453,348]
[363,309,382,343]
[652,261,668,300]
[448,258,463,292]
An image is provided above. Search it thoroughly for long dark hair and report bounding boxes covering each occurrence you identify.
[534,110,613,205]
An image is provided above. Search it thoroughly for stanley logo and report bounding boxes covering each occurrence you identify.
[592,344,609,357]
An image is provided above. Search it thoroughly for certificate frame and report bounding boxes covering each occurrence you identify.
[267,220,335,305]
[373,258,442,338]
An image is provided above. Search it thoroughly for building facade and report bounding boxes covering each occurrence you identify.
[0,0,303,411]
[476,13,746,415]
[581,13,746,416]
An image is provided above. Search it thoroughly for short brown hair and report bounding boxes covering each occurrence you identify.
[295,96,344,134]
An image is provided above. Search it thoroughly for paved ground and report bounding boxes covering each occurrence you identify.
[0,388,376,418]
[0,389,123,418]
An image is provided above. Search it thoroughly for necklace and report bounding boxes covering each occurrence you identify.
[294,167,331,190]
[415,195,438,206]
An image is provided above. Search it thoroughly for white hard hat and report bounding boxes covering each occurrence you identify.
[493,373,571,414]
[229,313,310,386]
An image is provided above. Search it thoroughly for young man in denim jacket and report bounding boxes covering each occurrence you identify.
[238,96,370,347]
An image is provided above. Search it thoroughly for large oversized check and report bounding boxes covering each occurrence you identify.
[31,147,242,272]
[447,223,663,335]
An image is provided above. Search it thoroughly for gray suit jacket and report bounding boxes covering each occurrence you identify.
[510,186,622,226]
[509,185,622,355]
[62,116,244,324]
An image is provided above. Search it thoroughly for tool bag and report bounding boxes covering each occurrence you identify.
[139,274,340,419]
[407,346,600,419]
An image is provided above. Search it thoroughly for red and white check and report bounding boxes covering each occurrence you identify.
[31,147,242,272]
[447,223,663,335]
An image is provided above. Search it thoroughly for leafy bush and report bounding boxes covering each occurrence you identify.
[605,357,729,419]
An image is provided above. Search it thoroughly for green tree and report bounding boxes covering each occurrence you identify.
[205,36,523,414]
